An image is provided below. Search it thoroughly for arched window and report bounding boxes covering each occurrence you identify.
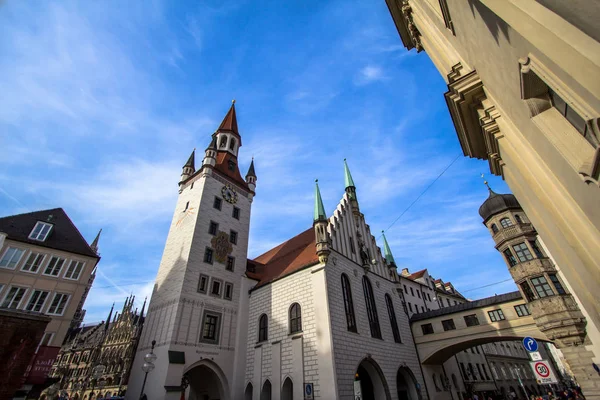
[385,294,402,343]
[261,379,272,400]
[362,276,381,339]
[289,303,302,333]
[229,137,236,151]
[515,214,522,224]
[500,217,513,228]
[245,383,253,400]
[219,135,227,148]
[491,224,498,233]
[341,274,357,332]
[281,377,293,400]
[258,314,268,342]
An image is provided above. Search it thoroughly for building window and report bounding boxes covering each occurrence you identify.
[549,88,595,146]
[226,256,235,271]
[460,363,468,380]
[47,293,70,315]
[514,304,531,317]
[514,214,523,224]
[229,138,236,151]
[21,252,44,273]
[421,323,434,335]
[341,274,357,332]
[184,201,189,212]
[232,207,240,220]
[442,319,456,331]
[39,332,54,347]
[229,230,238,245]
[513,242,534,262]
[499,218,513,228]
[43,256,65,276]
[531,276,554,298]
[476,364,484,380]
[29,221,53,241]
[197,274,209,294]
[464,314,480,327]
[228,160,236,171]
[209,221,219,235]
[503,249,518,267]
[349,237,355,253]
[2,286,27,309]
[520,282,536,301]
[224,282,233,300]
[0,247,25,270]
[427,293,431,301]
[416,290,421,299]
[446,298,451,307]
[26,290,50,312]
[410,287,415,296]
[488,309,505,322]
[408,302,412,312]
[529,240,544,258]
[199,311,221,344]
[211,279,222,297]
[258,314,268,342]
[468,363,477,380]
[289,303,302,334]
[64,261,85,280]
[213,197,222,210]
[491,224,498,234]
[204,248,214,264]
[362,277,381,339]
[548,274,566,294]
[385,294,402,343]
[438,0,454,34]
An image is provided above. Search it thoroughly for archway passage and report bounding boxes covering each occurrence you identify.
[281,378,293,400]
[245,383,253,400]
[355,358,391,400]
[396,367,419,400]
[187,364,226,400]
[260,380,272,400]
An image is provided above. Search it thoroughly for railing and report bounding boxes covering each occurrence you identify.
[492,223,535,243]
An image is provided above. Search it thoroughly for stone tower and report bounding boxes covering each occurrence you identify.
[479,186,599,397]
[127,101,257,400]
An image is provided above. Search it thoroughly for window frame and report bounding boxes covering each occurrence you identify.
[385,294,402,343]
[199,311,222,344]
[29,221,54,241]
[208,221,219,236]
[442,318,456,331]
[210,278,222,298]
[548,274,566,295]
[43,256,65,277]
[26,289,50,312]
[203,247,214,265]
[513,242,534,263]
[520,281,536,301]
[197,274,209,294]
[487,309,505,322]
[341,274,357,333]
[226,256,235,272]
[21,252,45,274]
[229,230,238,245]
[531,275,554,298]
[213,197,222,211]
[421,323,434,335]
[514,304,531,317]
[47,292,70,316]
[362,277,382,339]
[232,207,240,220]
[503,248,518,267]
[499,218,513,228]
[464,314,480,327]
[64,260,85,280]
[258,314,268,342]
[289,302,302,334]
[2,286,28,309]
[224,282,233,300]
[0,247,25,270]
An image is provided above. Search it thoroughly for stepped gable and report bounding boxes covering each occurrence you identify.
[246,228,318,289]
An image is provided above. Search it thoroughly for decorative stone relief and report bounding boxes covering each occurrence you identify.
[401,1,423,52]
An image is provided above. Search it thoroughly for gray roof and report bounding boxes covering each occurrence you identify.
[410,291,522,322]
[478,189,521,222]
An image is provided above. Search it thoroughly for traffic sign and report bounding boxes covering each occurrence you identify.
[522,337,538,352]
[530,360,558,384]
[304,383,314,400]
[529,351,542,361]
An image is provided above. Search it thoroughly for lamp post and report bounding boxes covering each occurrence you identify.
[139,340,157,399]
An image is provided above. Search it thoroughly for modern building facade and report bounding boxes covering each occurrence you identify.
[385,2,599,396]
[0,208,101,398]
[47,295,145,399]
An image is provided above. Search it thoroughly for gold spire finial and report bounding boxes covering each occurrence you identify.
[232,99,236,104]
[481,173,491,190]
[315,179,318,183]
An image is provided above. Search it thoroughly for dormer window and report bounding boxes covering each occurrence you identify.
[29,221,53,241]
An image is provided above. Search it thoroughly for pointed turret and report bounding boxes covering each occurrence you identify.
[217,101,239,135]
[381,231,397,269]
[202,134,218,169]
[313,180,330,264]
[246,158,257,194]
[105,302,114,332]
[139,297,147,322]
[343,159,360,216]
[180,149,196,183]
[214,100,242,157]
[90,229,102,255]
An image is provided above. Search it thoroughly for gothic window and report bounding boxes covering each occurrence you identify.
[229,138,236,151]
[500,218,513,228]
[341,274,357,332]
[289,303,302,333]
[209,221,219,235]
[204,248,214,264]
[491,224,499,234]
[362,277,381,339]
[531,276,554,298]
[258,314,268,342]
[349,236,356,254]
[229,230,238,245]
[0,247,25,270]
[224,282,233,300]
[513,242,534,262]
[503,249,517,267]
[213,197,222,210]
[199,311,221,344]
[219,136,227,148]
[226,256,235,271]
[487,309,505,322]
[232,207,240,220]
[385,294,402,343]
[548,274,566,294]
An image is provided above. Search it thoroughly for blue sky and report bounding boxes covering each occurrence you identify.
[0,0,516,323]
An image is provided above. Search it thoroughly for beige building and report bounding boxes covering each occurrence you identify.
[0,208,100,398]
[386,0,599,396]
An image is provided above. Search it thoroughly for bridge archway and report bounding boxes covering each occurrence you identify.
[184,359,229,400]
[355,357,392,400]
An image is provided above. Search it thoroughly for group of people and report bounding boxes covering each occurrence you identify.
[467,387,585,400]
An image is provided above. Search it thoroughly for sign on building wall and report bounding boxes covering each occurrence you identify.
[529,351,542,361]
[25,346,61,384]
[522,337,538,352]
[530,360,558,384]
[304,383,314,400]
[354,380,362,400]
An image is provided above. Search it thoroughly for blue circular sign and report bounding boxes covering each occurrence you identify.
[523,336,538,352]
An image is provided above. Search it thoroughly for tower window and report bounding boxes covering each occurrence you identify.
[520,281,536,301]
[204,248,214,264]
[197,274,209,294]
[531,276,554,298]
[362,276,381,339]
[229,230,238,245]
[385,294,402,343]
[200,311,221,344]
[226,256,235,271]
[213,197,222,210]
[232,207,240,220]
[228,160,236,171]
[210,279,222,297]
[548,274,566,294]
[512,242,534,262]
[515,214,522,224]
[289,303,302,334]
[184,201,189,212]
[499,218,513,228]
[224,282,233,300]
[341,274,357,332]
[503,249,517,267]
[229,138,236,151]
[491,224,498,234]
[258,314,268,342]
[209,221,219,236]
[529,240,544,258]
[219,136,227,148]
[349,237,355,253]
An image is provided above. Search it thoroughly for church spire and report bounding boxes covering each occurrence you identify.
[344,158,356,189]
[90,229,102,255]
[139,297,147,322]
[105,302,114,331]
[214,101,242,157]
[314,180,327,222]
[343,159,360,215]
[181,149,196,183]
[381,231,396,268]
[246,158,257,194]
[217,100,239,135]
[313,179,330,264]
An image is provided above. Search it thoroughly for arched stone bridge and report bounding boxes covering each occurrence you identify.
[410,291,550,364]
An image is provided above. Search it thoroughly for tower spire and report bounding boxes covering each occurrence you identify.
[217,100,239,135]
[90,229,102,254]
[314,180,327,222]
[246,157,257,195]
[181,149,196,183]
[139,297,147,322]
[313,179,330,264]
[381,231,396,268]
[344,158,356,189]
[105,302,114,332]
[344,159,360,215]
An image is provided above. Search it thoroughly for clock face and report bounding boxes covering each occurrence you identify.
[221,185,238,204]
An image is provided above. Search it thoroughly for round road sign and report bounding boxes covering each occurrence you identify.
[534,362,550,378]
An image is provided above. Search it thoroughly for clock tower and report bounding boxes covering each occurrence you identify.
[127,101,257,400]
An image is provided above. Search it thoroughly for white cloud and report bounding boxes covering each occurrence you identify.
[354,65,387,86]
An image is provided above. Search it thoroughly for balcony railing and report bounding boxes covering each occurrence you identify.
[493,223,535,244]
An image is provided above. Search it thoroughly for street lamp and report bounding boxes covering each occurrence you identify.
[139,340,157,399]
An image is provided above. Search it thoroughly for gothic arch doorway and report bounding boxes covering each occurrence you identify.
[260,379,272,400]
[245,383,253,400]
[185,360,229,400]
[281,377,293,400]
[355,358,391,400]
[396,366,420,400]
